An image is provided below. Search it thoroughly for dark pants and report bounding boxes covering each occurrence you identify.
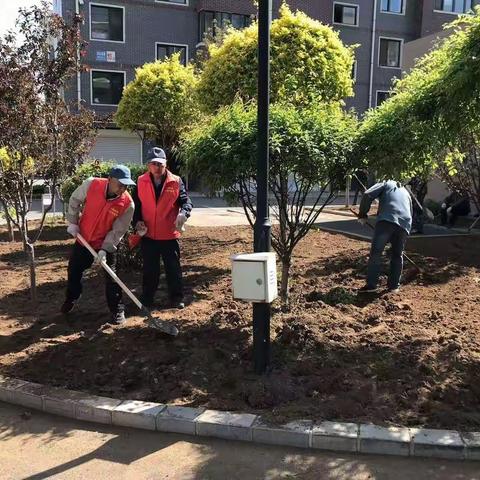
[65,242,124,314]
[141,237,183,304]
[367,221,408,290]
[441,204,470,227]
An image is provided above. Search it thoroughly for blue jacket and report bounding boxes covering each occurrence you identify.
[359,180,413,233]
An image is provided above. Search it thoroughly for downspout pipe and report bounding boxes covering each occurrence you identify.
[76,0,82,110]
[368,0,378,109]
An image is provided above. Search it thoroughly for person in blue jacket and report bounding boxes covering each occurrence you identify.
[357,180,412,294]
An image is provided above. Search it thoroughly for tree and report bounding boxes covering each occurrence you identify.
[356,8,480,180]
[182,101,358,302]
[196,4,355,113]
[438,132,480,213]
[116,54,198,170]
[0,2,97,303]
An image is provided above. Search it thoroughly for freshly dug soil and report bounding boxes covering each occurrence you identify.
[1,222,480,430]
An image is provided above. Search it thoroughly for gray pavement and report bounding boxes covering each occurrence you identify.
[2,195,474,236]
[1,402,479,480]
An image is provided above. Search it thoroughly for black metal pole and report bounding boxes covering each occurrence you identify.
[253,0,272,375]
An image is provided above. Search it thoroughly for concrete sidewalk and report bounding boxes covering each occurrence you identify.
[1,402,479,480]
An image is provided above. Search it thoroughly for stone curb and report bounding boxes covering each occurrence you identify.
[1,375,479,461]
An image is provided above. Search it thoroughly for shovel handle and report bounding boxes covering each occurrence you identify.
[76,233,143,310]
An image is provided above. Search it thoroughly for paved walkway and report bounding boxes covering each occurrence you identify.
[2,196,475,237]
[1,402,479,480]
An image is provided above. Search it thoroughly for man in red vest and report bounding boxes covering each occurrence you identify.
[132,148,192,309]
[61,165,135,324]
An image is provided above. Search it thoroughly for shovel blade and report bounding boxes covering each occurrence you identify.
[145,312,179,337]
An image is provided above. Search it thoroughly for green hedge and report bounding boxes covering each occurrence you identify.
[61,161,146,203]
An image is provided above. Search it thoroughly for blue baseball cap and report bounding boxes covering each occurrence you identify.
[109,165,136,186]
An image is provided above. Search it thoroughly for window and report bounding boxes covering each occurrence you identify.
[333,3,359,26]
[351,61,357,81]
[156,43,187,65]
[376,91,391,106]
[379,38,402,68]
[381,0,404,13]
[199,11,253,41]
[434,0,472,13]
[90,4,124,42]
[91,70,125,106]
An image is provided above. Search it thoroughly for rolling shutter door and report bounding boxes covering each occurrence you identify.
[90,129,142,164]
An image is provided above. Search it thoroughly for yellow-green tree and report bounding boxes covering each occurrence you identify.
[116,54,198,161]
[196,4,355,113]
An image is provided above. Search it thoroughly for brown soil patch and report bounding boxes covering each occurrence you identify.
[1,223,480,429]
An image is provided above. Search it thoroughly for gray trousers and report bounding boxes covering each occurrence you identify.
[367,221,408,289]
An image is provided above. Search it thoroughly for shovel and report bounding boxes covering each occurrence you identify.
[76,233,179,337]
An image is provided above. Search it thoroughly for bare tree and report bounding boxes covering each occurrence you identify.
[0,2,97,303]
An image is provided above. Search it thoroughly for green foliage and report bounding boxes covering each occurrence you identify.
[182,100,358,302]
[182,101,357,195]
[116,54,198,149]
[357,7,480,179]
[61,161,146,203]
[196,4,355,112]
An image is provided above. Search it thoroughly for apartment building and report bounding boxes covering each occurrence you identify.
[56,0,479,164]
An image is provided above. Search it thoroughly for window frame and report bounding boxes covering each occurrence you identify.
[198,10,253,41]
[378,36,404,69]
[376,90,391,107]
[351,60,357,82]
[380,0,406,15]
[89,2,125,44]
[332,2,360,27]
[155,0,189,6]
[433,0,473,14]
[90,68,126,107]
[155,42,189,66]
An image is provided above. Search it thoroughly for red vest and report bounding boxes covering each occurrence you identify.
[78,178,133,249]
[137,171,181,240]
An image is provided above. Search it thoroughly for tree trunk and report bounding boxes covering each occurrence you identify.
[26,242,37,305]
[1,199,14,242]
[280,258,291,304]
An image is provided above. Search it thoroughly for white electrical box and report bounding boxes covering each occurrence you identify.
[231,252,278,303]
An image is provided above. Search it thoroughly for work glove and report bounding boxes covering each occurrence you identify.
[447,207,452,214]
[135,221,147,237]
[67,223,80,238]
[175,212,187,232]
[96,249,107,264]
[357,217,367,226]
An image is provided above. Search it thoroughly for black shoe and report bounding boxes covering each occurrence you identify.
[358,285,378,294]
[170,299,185,309]
[61,299,76,314]
[112,311,127,325]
